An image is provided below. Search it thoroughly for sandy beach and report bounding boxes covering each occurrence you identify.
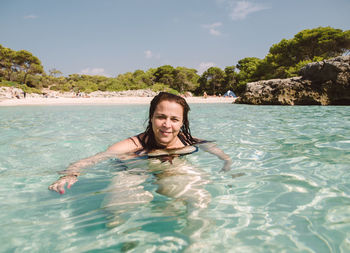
[0,96,236,106]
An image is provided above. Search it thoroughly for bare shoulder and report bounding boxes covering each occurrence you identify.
[107,135,143,154]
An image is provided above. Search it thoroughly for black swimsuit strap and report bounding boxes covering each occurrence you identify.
[136,134,146,148]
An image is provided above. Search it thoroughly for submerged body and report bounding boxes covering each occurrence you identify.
[104,153,211,227]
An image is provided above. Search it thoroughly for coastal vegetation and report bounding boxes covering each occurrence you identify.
[1,27,349,96]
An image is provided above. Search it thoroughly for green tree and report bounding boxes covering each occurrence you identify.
[199,67,225,95]
[67,74,81,82]
[173,67,199,93]
[105,78,126,91]
[49,68,62,77]
[73,80,98,93]
[115,72,134,90]
[236,57,262,82]
[223,66,237,92]
[264,27,350,78]
[132,69,154,88]
[153,65,175,87]
[14,50,44,85]
[293,27,350,61]
[0,45,16,81]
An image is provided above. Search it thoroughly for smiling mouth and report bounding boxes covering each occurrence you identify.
[160,129,172,135]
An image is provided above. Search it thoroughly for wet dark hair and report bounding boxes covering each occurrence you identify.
[140,92,196,149]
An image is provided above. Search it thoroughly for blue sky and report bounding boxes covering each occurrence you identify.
[1,0,349,77]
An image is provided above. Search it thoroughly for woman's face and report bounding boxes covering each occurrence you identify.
[151,100,184,148]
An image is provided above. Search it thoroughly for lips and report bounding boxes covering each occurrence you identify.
[160,129,172,136]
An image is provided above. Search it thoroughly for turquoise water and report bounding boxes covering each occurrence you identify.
[0,104,349,252]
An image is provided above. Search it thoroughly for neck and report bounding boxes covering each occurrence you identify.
[155,136,183,149]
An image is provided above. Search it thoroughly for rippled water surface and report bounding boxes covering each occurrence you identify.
[0,104,349,252]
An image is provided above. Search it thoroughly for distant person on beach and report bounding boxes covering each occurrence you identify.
[49,92,232,194]
[203,92,208,99]
[14,91,20,99]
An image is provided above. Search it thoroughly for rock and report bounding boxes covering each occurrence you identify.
[0,88,158,100]
[0,87,25,99]
[89,89,157,97]
[300,56,350,85]
[235,56,350,105]
[184,91,193,97]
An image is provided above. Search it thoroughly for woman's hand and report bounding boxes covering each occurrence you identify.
[197,142,232,173]
[220,160,232,173]
[48,175,78,194]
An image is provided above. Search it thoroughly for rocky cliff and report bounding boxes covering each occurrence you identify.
[235,56,350,105]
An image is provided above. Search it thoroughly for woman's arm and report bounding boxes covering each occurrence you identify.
[197,141,232,172]
[48,151,115,194]
[48,137,141,194]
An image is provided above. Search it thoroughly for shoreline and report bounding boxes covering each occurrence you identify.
[0,96,236,106]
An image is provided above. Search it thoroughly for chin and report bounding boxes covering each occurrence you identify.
[158,139,171,145]
[156,137,174,146]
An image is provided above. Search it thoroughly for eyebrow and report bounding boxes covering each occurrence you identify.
[155,113,181,119]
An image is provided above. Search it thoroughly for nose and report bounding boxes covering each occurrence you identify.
[163,118,171,128]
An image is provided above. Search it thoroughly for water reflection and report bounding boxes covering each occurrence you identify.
[102,155,212,250]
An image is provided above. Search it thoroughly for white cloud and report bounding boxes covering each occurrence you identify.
[144,50,160,59]
[203,22,222,36]
[79,68,111,77]
[144,50,153,59]
[230,1,268,20]
[24,15,38,19]
[197,62,216,75]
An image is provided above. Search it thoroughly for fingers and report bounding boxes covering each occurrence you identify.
[223,160,233,172]
[48,176,78,194]
[67,177,78,189]
[57,178,66,194]
[48,180,67,194]
[57,183,66,194]
[48,184,56,192]
[220,165,230,172]
[220,165,232,173]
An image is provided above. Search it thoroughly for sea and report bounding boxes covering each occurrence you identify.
[0,104,349,252]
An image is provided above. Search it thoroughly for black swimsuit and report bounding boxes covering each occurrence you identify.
[135,133,190,150]
[132,133,197,159]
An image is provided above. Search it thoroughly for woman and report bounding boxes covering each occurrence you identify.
[49,92,232,194]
